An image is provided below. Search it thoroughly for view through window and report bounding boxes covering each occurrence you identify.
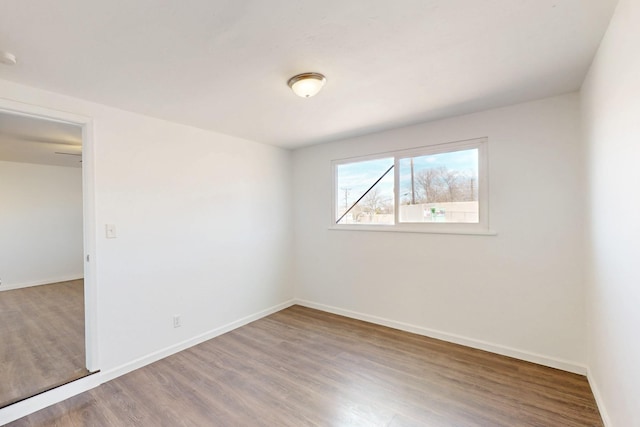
[335,157,394,225]
[333,138,487,230]
[398,148,479,223]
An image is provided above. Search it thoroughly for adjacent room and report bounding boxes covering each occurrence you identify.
[0,0,638,426]
[0,112,89,408]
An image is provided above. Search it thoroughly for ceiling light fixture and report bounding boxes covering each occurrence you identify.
[0,51,17,66]
[287,72,326,98]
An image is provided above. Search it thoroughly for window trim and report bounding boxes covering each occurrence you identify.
[330,137,494,235]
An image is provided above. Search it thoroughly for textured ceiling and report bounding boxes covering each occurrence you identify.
[0,0,618,149]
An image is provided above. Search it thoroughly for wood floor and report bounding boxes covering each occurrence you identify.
[9,305,602,426]
[0,280,89,408]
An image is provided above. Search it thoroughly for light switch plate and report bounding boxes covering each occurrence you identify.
[105,224,117,238]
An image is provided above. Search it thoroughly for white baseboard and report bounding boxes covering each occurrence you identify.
[0,274,84,292]
[295,299,587,375]
[101,299,296,383]
[0,299,296,425]
[0,374,101,426]
[587,369,612,427]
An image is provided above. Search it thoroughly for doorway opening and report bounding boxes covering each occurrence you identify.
[0,103,97,408]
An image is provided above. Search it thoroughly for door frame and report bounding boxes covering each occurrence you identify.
[0,99,99,372]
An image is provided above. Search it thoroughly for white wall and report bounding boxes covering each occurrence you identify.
[0,79,294,376]
[0,161,83,289]
[293,93,587,371]
[581,0,640,425]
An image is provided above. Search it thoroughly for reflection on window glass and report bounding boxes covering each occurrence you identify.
[336,157,394,224]
[398,149,479,223]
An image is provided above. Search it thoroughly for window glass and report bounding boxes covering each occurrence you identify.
[332,138,487,232]
[398,148,479,223]
[335,157,394,225]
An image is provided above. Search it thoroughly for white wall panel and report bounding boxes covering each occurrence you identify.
[0,161,83,289]
[293,93,586,370]
[581,0,640,424]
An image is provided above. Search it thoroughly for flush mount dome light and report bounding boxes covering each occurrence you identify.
[287,72,326,98]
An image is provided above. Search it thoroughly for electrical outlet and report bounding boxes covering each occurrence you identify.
[173,315,181,328]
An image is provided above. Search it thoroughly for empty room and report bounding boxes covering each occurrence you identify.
[0,0,637,426]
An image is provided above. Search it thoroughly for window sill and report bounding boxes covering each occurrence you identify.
[328,225,497,236]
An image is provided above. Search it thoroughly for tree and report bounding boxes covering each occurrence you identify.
[439,167,461,202]
[413,166,478,203]
[415,168,442,203]
[458,170,478,201]
[361,188,382,214]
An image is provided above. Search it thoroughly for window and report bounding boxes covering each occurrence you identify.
[332,137,489,234]
[335,157,394,225]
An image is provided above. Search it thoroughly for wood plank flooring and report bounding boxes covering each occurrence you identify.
[0,280,88,408]
[8,305,602,426]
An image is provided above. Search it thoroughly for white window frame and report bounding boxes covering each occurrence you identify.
[330,137,494,235]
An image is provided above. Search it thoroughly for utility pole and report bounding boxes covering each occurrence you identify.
[410,158,416,205]
[340,187,351,210]
[470,176,475,201]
